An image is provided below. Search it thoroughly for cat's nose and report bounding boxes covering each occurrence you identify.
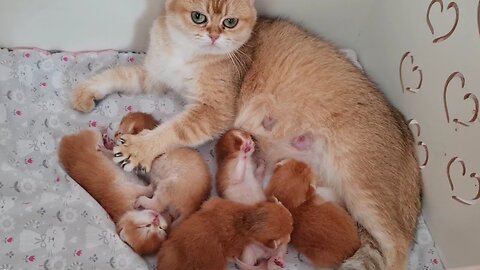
[209,34,219,44]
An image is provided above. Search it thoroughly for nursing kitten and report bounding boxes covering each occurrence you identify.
[265,159,360,268]
[58,129,168,255]
[156,197,293,270]
[114,112,212,227]
[234,19,422,269]
[115,111,160,140]
[71,0,257,172]
[215,129,266,204]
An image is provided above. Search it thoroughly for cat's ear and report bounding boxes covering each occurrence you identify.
[267,196,281,205]
[248,0,255,6]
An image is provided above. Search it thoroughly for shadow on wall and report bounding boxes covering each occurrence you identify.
[130,0,164,52]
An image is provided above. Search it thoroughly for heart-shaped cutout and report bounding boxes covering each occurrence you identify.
[447,157,480,206]
[443,72,479,127]
[408,119,429,168]
[427,0,459,43]
[400,52,423,93]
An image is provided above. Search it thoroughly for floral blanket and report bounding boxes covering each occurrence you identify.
[0,48,444,270]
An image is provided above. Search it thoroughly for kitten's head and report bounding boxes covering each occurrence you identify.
[265,159,316,211]
[116,210,168,255]
[215,129,254,162]
[244,198,293,250]
[165,0,257,55]
[115,112,160,140]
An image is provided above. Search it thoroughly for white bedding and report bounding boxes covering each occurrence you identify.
[0,48,444,270]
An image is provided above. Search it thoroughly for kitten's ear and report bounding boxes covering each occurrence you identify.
[249,0,255,6]
[118,228,128,242]
[306,184,317,199]
[266,239,279,249]
[267,196,281,205]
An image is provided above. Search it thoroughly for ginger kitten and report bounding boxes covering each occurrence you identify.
[235,19,422,269]
[117,112,212,227]
[58,129,168,255]
[71,0,257,172]
[215,129,266,204]
[265,159,360,268]
[156,197,293,270]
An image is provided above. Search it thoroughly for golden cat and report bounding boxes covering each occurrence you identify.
[71,0,257,172]
[235,19,422,269]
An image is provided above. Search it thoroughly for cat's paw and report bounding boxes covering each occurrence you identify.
[71,84,103,113]
[113,133,157,172]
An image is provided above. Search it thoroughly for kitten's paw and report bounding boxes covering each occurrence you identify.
[112,133,157,172]
[241,139,255,157]
[71,84,103,113]
[134,196,151,209]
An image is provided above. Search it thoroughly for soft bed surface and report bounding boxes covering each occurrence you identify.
[0,48,444,270]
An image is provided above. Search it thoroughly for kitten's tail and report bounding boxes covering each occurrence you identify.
[338,226,386,270]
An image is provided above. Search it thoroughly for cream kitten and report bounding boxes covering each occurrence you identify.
[235,19,422,269]
[215,129,266,204]
[71,0,257,173]
[114,112,212,227]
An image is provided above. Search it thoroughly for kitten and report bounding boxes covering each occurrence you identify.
[58,129,168,255]
[118,112,212,227]
[265,159,360,268]
[134,147,212,227]
[115,111,160,140]
[215,129,266,204]
[156,197,293,270]
[71,0,258,172]
[234,19,422,269]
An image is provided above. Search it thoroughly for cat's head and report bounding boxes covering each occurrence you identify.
[243,198,293,250]
[116,210,168,255]
[265,159,316,210]
[164,0,257,55]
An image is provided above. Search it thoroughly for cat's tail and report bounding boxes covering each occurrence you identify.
[338,226,386,270]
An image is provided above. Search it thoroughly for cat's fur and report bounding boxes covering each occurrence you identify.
[71,0,257,172]
[71,0,421,267]
[156,197,293,270]
[114,112,212,228]
[235,19,422,269]
[265,159,360,268]
[215,129,266,204]
[58,129,167,255]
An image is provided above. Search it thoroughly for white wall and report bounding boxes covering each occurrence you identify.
[356,0,480,268]
[0,0,373,51]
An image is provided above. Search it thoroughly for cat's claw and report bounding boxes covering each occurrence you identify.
[112,133,157,173]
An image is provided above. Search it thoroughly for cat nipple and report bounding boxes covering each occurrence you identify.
[291,132,314,151]
[262,116,277,131]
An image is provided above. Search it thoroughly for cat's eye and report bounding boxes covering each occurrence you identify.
[146,224,151,227]
[223,18,239,29]
[191,11,207,24]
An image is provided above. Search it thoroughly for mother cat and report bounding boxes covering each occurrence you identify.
[71,0,421,269]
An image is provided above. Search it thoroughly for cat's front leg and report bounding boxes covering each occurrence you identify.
[113,101,234,172]
[71,65,148,112]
